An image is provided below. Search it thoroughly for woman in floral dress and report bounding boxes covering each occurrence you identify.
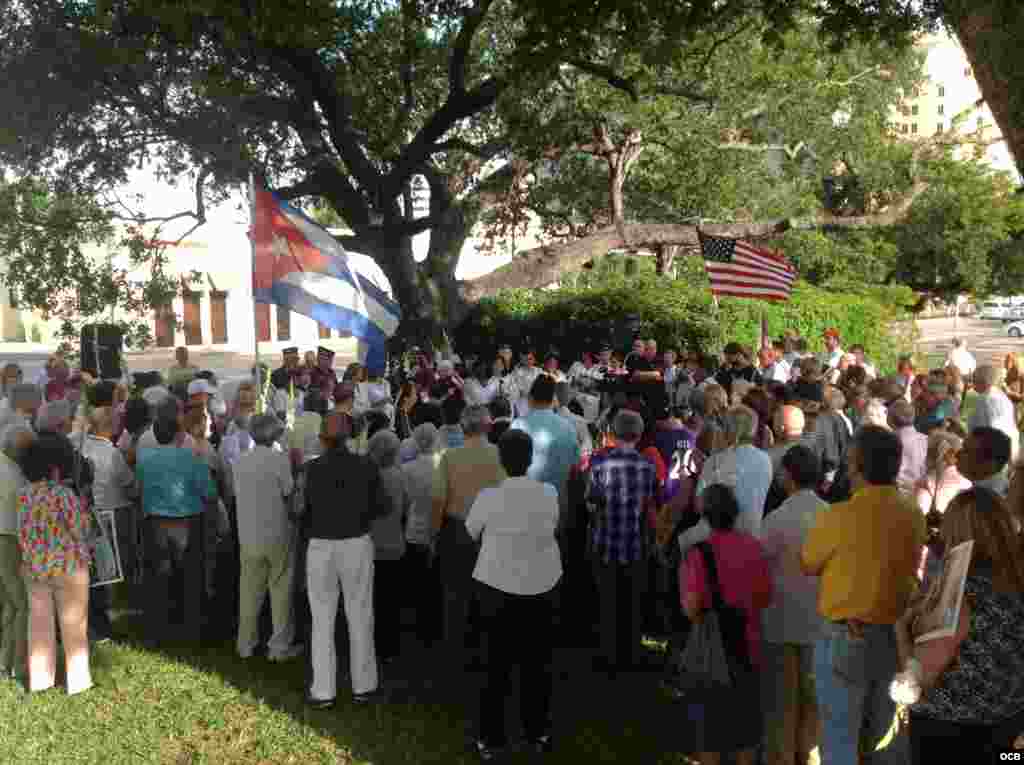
[18,433,93,695]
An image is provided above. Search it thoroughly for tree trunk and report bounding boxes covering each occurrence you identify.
[655,244,679,276]
[364,205,470,349]
[945,2,1024,177]
[610,172,625,235]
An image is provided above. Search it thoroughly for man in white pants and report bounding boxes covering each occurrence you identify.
[304,412,390,708]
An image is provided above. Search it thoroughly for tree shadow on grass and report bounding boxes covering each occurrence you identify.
[109,606,697,765]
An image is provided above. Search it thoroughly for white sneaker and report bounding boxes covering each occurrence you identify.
[268,644,305,663]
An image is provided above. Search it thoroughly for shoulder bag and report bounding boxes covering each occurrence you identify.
[665,541,751,700]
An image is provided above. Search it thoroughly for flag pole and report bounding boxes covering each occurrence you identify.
[249,171,262,401]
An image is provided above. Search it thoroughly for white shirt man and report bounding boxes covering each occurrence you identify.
[513,356,541,418]
[759,348,791,384]
[945,340,977,379]
[969,365,1020,461]
[760,457,827,646]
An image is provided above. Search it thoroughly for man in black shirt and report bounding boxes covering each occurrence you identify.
[271,347,300,390]
[623,338,666,419]
[304,412,390,708]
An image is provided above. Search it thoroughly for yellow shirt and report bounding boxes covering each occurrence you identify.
[801,484,926,625]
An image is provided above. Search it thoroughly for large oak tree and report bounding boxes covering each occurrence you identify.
[0,0,926,342]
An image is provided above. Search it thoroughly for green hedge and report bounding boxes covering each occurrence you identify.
[453,276,916,375]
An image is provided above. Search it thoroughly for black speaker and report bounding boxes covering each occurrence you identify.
[80,323,124,380]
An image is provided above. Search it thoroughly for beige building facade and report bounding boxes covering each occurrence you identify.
[893,32,1019,179]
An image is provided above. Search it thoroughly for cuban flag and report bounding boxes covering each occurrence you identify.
[251,185,401,370]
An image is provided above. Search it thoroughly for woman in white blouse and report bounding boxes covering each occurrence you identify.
[465,429,561,759]
[512,352,541,418]
[464,359,504,408]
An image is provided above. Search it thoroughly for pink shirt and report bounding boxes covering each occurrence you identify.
[682,529,773,668]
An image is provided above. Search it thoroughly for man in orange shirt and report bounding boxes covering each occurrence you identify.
[801,426,926,765]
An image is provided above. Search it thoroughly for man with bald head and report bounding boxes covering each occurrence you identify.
[304,411,391,708]
[764,405,820,515]
[887,399,927,494]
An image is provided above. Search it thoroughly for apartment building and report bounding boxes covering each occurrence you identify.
[893,31,1018,179]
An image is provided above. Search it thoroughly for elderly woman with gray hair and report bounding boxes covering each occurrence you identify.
[0,383,41,437]
[35,399,74,436]
[0,423,33,681]
[231,413,301,661]
[401,423,442,645]
[367,429,410,662]
[914,430,971,517]
[678,405,773,559]
[0,363,23,413]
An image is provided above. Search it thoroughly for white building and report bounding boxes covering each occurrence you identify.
[0,165,538,353]
[893,31,1020,180]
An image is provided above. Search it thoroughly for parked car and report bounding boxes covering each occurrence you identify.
[980,301,1011,320]
[1007,320,1024,338]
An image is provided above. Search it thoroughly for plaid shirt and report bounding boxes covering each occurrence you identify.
[587,446,657,564]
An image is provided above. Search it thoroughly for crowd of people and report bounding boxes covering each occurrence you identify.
[0,330,1023,764]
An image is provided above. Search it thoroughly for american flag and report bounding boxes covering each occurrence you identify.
[699,232,796,302]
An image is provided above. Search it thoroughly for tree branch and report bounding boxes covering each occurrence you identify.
[384,0,419,150]
[643,85,715,105]
[270,47,381,193]
[274,162,373,226]
[742,65,885,121]
[432,137,509,160]
[461,174,938,301]
[685,20,756,88]
[382,76,507,202]
[568,59,639,102]
[460,221,791,302]
[450,0,494,96]
[104,167,210,240]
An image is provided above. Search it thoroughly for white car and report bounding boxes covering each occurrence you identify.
[1008,320,1024,338]
[978,303,1011,319]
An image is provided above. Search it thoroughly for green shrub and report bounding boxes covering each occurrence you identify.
[454,277,915,375]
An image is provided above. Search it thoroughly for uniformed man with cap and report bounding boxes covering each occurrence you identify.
[272,347,301,390]
[310,346,339,394]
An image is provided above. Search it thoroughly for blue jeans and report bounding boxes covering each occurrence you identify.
[814,622,902,765]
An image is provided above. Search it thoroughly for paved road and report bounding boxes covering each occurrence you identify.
[915,316,1024,366]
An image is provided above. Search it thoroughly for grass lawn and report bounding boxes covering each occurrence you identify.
[0,609,699,765]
